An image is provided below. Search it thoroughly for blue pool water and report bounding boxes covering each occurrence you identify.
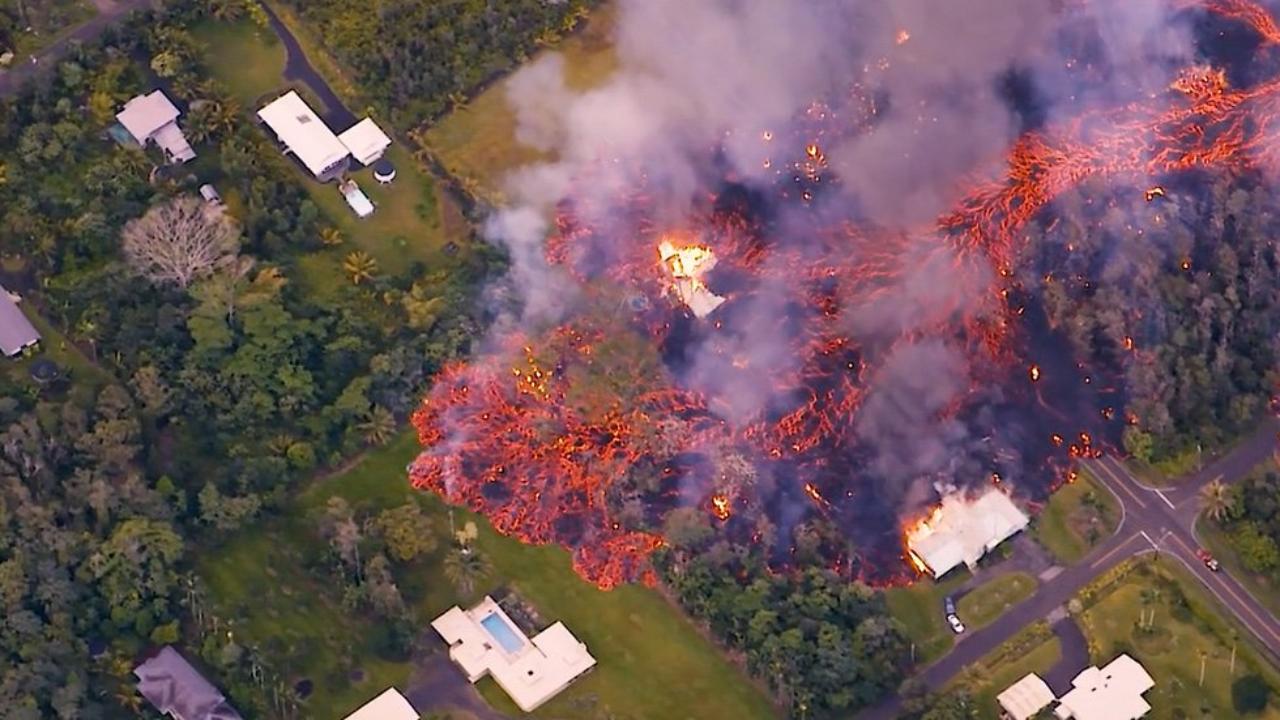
[480,612,525,653]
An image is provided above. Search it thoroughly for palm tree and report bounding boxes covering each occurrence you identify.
[358,406,396,446]
[443,546,492,596]
[319,226,344,247]
[1200,479,1233,523]
[343,251,379,285]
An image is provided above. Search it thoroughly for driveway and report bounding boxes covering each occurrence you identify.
[256,1,356,130]
[404,647,512,720]
[0,0,154,97]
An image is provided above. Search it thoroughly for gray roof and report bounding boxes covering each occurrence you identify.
[134,646,243,720]
[0,288,39,357]
[117,90,181,143]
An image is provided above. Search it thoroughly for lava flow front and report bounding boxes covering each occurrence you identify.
[411,0,1280,589]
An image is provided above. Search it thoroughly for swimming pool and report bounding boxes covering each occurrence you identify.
[480,612,526,653]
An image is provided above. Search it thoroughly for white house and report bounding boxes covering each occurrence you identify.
[116,90,196,163]
[432,596,596,712]
[0,285,39,358]
[342,687,418,720]
[257,91,351,181]
[907,487,1029,578]
[1054,654,1154,720]
[339,118,393,166]
[997,673,1056,720]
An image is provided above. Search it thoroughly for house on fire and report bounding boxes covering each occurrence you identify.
[134,646,242,720]
[906,487,1029,579]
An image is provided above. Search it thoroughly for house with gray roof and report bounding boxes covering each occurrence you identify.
[134,646,242,720]
[117,90,196,164]
[0,286,39,357]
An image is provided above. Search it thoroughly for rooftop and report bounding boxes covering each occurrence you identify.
[432,596,596,712]
[906,487,1029,578]
[338,117,393,165]
[1054,654,1154,720]
[117,90,181,142]
[257,91,351,177]
[998,673,1057,720]
[0,286,40,357]
[134,646,242,720]
[342,687,418,720]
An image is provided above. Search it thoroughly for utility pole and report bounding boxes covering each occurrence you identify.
[1199,652,1207,687]
[1230,642,1237,676]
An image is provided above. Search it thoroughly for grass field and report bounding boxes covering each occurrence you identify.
[1200,518,1280,621]
[968,633,1061,719]
[1033,469,1120,564]
[0,303,113,407]
[957,572,1037,632]
[886,571,970,665]
[1078,558,1280,719]
[200,431,776,720]
[419,4,620,201]
[191,19,287,108]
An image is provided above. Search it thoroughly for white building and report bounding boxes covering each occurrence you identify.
[339,118,393,166]
[116,90,196,163]
[0,285,39,358]
[997,673,1056,720]
[342,687,418,720]
[257,91,351,181]
[431,596,596,712]
[907,487,1029,578]
[1055,654,1154,720]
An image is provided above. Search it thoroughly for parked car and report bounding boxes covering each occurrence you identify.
[1196,548,1220,572]
[199,184,222,205]
[943,596,956,617]
[947,613,965,634]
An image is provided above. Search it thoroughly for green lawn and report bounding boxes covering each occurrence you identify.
[957,573,1037,632]
[0,303,113,407]
[1033,469,1120,564]
[971,636,1061,719]
[191,19,288,108]
[201,431,777,720]
[1077,558,1280,719]
[886,571,970,665]
[1199,518,1280,621]
[419,4,619,201]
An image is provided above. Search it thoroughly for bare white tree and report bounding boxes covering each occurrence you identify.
[122,196,240,288]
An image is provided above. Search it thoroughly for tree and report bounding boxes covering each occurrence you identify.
[122,196,240,288]
[1122,426,1155,464]
[358,405,396,445]
[1201,479,1235,524]
[130,365,173,418]
[373,502,436,563]
[197,483,262,532]
[443,546,491,596]
[319,226,344,246]
[343,250,379,285]
[1232,674,1270,714]
[1232,522,1280,574]
[663,506,714,551]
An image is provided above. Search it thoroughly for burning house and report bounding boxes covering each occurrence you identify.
[906,488,1029,579]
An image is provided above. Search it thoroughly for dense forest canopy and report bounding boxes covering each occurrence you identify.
[281,0,601,123]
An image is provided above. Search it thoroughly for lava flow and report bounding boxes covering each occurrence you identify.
[412,0,1280,589]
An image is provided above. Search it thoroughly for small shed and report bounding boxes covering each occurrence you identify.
[0,286,40,357]
[339,118,393,166]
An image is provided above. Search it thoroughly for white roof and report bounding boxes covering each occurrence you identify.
[0,287,39,357]
[998,673,1056,720]
[117,90,181,143]
[1055,654,1154,720]
[338,118,392,165]
[432,596,597,712]
[342,688,417,720]
[907,488,1029,578]
[257,91,350,176]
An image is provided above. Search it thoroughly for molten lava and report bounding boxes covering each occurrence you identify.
[411,0,1280,589]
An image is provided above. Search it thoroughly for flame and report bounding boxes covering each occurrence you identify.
[1144,186,1166,201]
[658,237,716,278]
[710,493,731,521]
[895,28,911,45]
[907,549,928,574]
[1029,364,1041,382]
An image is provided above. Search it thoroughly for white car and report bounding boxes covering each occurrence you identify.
[947,613,965,634]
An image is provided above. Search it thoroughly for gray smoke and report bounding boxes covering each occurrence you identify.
[479,0,1198,513]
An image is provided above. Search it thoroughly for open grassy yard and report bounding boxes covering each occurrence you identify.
[1200,518,1280,623]
[191,19,287,108]
[0,301,112,407]
[886,571,970,664]
[1033,469,1120,564]
[958,572,1037,632]
[419,4,620,201]
[200,431,776,720]
[1078,558,1280,719]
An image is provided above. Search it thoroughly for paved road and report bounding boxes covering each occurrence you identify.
[0,0,154,98]
[861,417,1280,719]
[257,1,355,129]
